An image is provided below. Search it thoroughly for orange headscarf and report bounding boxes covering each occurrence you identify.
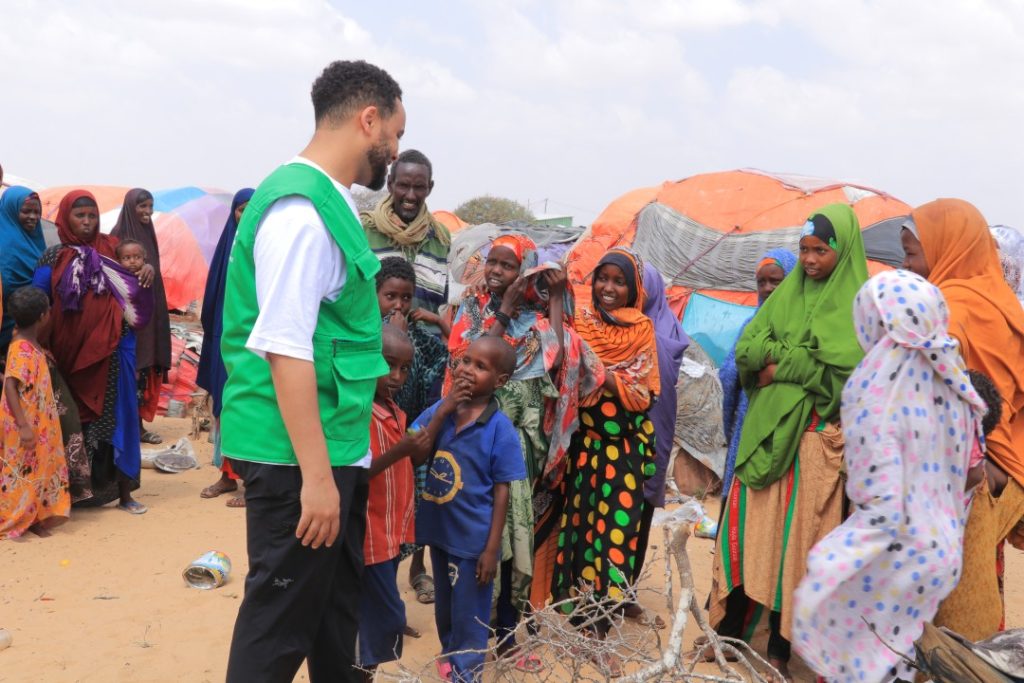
[575,248,659,412]
[914,198,1024,485]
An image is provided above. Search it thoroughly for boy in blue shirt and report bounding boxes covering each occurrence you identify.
[412,336,526,683]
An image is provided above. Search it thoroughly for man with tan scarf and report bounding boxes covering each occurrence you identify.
[362,149,451,609]
[362,149,450,329]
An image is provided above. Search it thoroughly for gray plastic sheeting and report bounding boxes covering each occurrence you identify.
[630,202,907,292]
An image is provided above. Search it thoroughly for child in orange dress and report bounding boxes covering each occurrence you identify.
[0,286,68,539]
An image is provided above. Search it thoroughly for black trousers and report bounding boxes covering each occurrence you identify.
[715,587,791,662]
[225,459,369,683]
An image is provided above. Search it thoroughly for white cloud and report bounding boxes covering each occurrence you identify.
[707,0,1024,222]
[2,0,1023,229]
[557,0,779,32]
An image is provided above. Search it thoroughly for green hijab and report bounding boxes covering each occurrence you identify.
[733,203,868,489]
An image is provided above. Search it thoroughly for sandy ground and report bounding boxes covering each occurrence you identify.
[2,416,1022,682]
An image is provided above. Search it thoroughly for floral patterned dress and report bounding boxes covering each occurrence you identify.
[0,340,69,539]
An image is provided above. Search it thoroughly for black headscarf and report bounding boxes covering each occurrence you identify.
[593,249,643,326]
[111,187,171,373]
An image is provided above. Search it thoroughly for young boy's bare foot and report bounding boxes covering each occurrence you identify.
[201,474,238,499]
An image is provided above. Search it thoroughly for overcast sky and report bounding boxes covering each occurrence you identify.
[3,0,1023,226]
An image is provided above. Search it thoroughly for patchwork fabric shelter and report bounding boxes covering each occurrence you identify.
[566,169,911,363]
[38,185,234,310]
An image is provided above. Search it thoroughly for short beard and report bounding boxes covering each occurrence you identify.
[364,141,390,191]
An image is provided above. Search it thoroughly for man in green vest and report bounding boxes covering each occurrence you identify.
[221,60,405,683]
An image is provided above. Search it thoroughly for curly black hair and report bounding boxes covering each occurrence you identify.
[470,336,516,377]
[388,149,433,181]
[7,286,49,329]
[382,322,413,352]
[311,60,402,125]
[375,256,416,290]
[968,369,1002,436]
[115,238,147,259]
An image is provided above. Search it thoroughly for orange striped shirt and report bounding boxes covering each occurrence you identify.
[364,399,415,565]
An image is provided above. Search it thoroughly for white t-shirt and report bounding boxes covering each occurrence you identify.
[245,156,369,468]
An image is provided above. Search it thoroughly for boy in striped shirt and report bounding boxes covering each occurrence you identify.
[357,325,468,678]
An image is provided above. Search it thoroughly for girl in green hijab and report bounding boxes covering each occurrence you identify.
[735,203,868,488]
[705,203,868,677]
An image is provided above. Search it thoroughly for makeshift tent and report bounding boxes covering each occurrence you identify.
[566,169,911,363]
[433,209,468,233]
[38,185,234,310]
[447,221,586,304]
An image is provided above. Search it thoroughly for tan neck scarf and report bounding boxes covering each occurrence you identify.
[363,195,450,248]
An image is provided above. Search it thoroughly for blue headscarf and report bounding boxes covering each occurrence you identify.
[196,188,255,416]
[719,247,797,496]
[0,186,47,348]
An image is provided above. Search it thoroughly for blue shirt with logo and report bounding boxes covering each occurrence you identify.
[412,398,526,559]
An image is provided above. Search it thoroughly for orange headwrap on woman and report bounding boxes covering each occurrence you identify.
[913,198,1024,485]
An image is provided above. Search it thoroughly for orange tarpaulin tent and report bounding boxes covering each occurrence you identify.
[566,169,911,364]
[433,209,468,233]
[567,169,909,314]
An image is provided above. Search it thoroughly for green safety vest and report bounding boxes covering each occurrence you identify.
[219,163,387,466]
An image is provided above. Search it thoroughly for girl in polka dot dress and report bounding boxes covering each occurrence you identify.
[551,248,659,675]
[792,270,986,683]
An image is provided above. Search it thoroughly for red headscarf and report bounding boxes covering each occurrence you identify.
[54,190,117,255]
[490,234,536,265]
[49,190,124,422]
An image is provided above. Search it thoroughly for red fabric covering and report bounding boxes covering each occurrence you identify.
[220,457,239,481]
[140,370,162,422]
[157,334,199,415]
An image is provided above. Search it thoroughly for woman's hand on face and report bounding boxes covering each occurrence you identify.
[543,266,567,294]
[757,363,778,388]
[138,263,155,288]
[500,276,529,316]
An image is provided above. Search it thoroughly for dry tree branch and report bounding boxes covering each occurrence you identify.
[374,516,784,682]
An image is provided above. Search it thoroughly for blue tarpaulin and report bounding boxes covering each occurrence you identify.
[681,292,756,367]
